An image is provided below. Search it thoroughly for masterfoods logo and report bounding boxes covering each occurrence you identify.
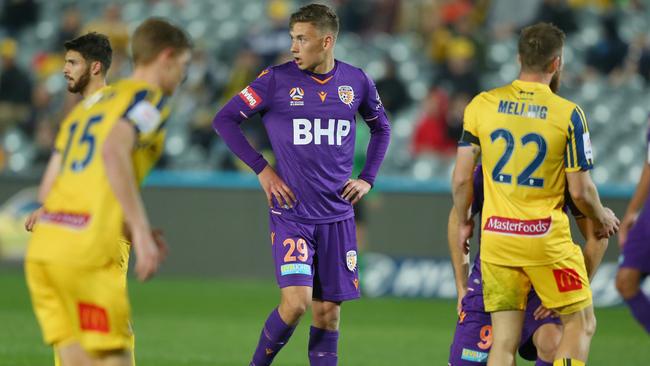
[483,216,551,237]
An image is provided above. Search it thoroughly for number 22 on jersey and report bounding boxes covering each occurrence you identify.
[490,128,547,188]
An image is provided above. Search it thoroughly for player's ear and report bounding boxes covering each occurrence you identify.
[90,60,103,76]
[547,56,561,74]
[157,47,177,65]
[323,34,335,50]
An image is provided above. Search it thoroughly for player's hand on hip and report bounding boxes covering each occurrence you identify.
[618,212,638,248]
[258,165,297,209]
[595,207,620,239]
[24,207,43,232]
[457,218,473,255]
[342,179,371,205]
[132,228,161,282]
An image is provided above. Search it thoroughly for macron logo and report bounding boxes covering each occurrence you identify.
[239,86,261,109]
[484,216,551,237]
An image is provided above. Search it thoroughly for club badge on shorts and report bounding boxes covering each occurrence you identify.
[346,250,357,272]
[338,85,355,108]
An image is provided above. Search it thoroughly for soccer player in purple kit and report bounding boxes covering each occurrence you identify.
[616,113,650,334]
[448,166,609,366]
[212,4,390,365]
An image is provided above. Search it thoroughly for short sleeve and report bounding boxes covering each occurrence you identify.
[232,68,274,118]
[565,106,594,172]
[459,95,481,147]
[358,72,386,122]
[121,90,166,134]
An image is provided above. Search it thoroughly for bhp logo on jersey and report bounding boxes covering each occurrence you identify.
[293,118,351,146]
[553,268,583,292]
[483,216,551,236]
[239,86,261,109]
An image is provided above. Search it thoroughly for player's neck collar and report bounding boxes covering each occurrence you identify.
[301,59,339,82]
[512,79,551,93]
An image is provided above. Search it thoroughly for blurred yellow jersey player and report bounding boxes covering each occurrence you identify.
[29,80,168,266]
[25,18,191,366]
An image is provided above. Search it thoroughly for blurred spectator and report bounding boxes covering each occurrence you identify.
[55,6,83,50]
[0,39,32,133]
[487,0,541,39]
[249,0,291,67]
[446,92,471,143]
[411,89,455,156]
[640,45,650,84]
[375,57,410,116]
[31,82,60,163]
[334,0,373,35]
[83,4,130,81]
[534,0,578,35]
[435,37,481,97]
[585,14,628,75]
[0,0,39,36]
[367,0,402,34]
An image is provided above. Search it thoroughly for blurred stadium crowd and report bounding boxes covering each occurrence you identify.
[0,0,648,185]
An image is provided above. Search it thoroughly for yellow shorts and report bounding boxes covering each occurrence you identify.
[25,243,133,353]
[482,245,592,315]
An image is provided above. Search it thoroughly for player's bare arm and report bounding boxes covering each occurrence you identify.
[447,206,470,315]
[575,217,608,281]
[258,165,297,209]
[619,161,650,246]
[452,144,480,253]
[103,118,161,281]
[566,170,619,238]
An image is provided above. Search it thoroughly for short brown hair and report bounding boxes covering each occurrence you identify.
[64,32,112,74]
[518,23,565,73]
[289,4,339,37]
[131,17,192,65]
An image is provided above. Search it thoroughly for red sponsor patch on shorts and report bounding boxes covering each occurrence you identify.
[239,86,262,109]
[483,216,551,237]
[553,268,583,292]
[78,303,110,333]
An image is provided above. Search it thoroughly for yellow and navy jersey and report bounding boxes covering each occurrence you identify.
[28,79,170,267]
[460,79,593,266]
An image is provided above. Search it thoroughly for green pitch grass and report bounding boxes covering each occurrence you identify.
[0,269,647,365]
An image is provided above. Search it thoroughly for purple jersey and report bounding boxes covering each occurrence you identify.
[620,114,650,274]
[213,60,390,223]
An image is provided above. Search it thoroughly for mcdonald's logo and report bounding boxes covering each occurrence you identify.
[553,268,583,293]
[78,302,109,333]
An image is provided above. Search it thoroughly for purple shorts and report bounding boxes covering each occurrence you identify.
[269,212,360,302]
[620,220,650,274]
[448,291,560,365]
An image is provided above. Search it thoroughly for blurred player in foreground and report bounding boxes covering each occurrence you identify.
[213,4,390,365]
[25,18,191,366]
[616,113,650,334]
[452,22,618,366]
